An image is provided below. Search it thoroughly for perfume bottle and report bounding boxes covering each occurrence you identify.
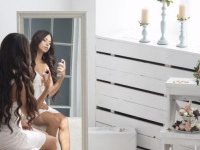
[57,59,65,77]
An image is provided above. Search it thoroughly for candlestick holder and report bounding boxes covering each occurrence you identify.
[176,20,187,48]
[157,0,168,45]
[139,24,150,43]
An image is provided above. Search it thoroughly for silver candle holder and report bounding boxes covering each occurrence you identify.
[139,24,150,43]
[176,20,187,48]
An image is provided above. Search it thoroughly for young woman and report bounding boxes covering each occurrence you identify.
[30,30,70,150]
[0,33,57,150]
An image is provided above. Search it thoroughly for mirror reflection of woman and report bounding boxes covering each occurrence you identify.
[0,33,57,150]
[30,30,70,150]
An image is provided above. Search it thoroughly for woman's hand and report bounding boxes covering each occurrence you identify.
[21,120,32,130]
[42,70,51,90]
[57,59,66,78]
[38,103,49,110]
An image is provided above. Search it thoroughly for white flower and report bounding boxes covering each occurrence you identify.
[179,109,186,115]
[196,123,200,130]
[183,112,188,116]
[191,123,195,128]
[188,110,194,116]
[179,124,185,130]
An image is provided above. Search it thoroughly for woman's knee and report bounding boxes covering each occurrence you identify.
[49,114,61,128]
[44,112,61,125]
[34,112,61,129]
[57,114,69,128]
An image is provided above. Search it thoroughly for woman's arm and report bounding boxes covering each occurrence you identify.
[35,60,66,104]
[48,59,66,97]
[18,83,33,130]
[19,82,28,115]
[11,81,33,129]
[11,81,28,116]
[48,74,64,97]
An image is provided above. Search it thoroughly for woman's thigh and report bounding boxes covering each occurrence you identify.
[33,112,59,126]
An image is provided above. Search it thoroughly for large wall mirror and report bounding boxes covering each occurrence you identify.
[17,11,87,150]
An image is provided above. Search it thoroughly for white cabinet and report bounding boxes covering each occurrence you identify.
[95,33,200,150]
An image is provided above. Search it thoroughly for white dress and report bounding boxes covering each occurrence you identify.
[33,69,59,114]
[0,102,46,150]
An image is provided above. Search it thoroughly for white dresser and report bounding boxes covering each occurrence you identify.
[95,32,200,150]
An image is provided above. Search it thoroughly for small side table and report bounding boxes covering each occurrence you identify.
[160,78,200,150]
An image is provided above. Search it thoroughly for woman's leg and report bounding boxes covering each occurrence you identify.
[55,113,70,150]
[33,112,70,150]
[41,133,57,150]
[33,112,60,136]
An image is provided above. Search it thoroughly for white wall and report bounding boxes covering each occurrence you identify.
[0,0,96,126]
[96,0,200,47]
[95,0,183,43]
[96,0,136,35]
[0,0,71,42]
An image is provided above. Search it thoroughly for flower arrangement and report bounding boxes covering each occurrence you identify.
[193,59,200,85]
[157,0,173,7]
[172,100,200,132]
[178,100,200,119]
[172,120,199,132]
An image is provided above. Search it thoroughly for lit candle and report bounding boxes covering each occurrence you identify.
[178,4,186,20]
[141,9,149,24]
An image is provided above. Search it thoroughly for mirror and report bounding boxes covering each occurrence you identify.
[17,11,87,150]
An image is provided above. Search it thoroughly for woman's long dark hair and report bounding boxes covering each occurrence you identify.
[30,30,58,100]
[0,33,38,133]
